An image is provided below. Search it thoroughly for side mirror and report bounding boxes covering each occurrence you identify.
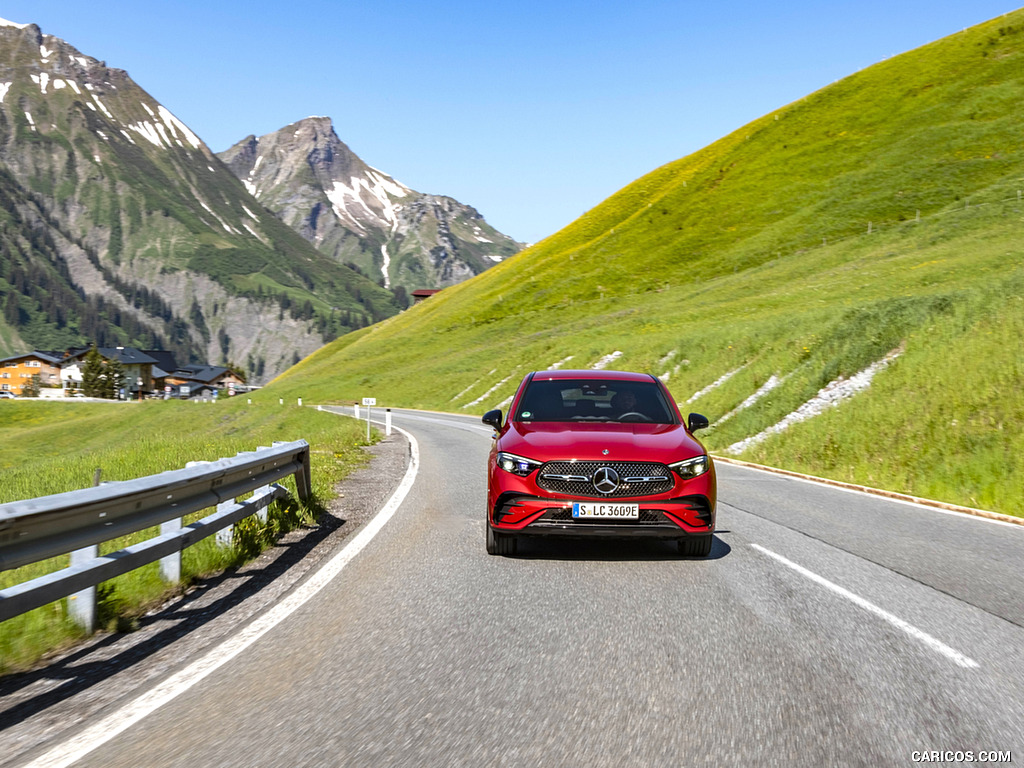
[482,409,503,431]
[687,412,709,432]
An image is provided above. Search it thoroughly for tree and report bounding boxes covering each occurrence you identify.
[106,356,125,399]
[81,345,106,397]
[22,374,40,398]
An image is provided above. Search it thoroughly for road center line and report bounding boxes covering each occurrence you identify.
[23,426,421,768]
[750,543,979,670]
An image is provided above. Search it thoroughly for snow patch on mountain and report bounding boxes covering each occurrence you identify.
[129,120,163,147]
[92,96,114,120]
[30,73,51,93]
[367,165,411,196]
[326,171,408,231]
[158,105,201,149]
[0,83,11,103]
[380,245,392,289]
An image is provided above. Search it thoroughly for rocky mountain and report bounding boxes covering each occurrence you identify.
[0,19,398,382]
[218,117,522,295]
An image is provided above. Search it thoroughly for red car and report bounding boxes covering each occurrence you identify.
[483,370,716,557]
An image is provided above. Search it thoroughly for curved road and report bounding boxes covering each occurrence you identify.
[14,409,1024,766]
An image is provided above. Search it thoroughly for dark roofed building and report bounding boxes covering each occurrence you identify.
[411,288,442,304]
[166,365,245,391]
[60,346,159,397]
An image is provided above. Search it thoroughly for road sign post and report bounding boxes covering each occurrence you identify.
[362,397,376,441]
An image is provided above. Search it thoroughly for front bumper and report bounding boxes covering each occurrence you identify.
[490,493,715,539]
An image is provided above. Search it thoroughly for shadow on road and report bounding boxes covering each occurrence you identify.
[0,512,346,733]
[509,532,732,562]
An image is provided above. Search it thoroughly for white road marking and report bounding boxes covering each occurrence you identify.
[375,411,492,435]
[750,544,979,670]
[23,427,421,768]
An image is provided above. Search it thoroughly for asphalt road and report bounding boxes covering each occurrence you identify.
[12,409,1024,767]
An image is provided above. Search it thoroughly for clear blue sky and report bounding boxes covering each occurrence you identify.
[2,1,1020,243]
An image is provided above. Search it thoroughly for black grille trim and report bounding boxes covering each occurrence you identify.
[538,507,671,525]
[537,461,674,498]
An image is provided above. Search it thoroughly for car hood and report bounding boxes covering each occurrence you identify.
[499,421,706,463]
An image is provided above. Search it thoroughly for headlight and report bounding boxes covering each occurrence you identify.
[496,452,541,477]
[669,455,710,479]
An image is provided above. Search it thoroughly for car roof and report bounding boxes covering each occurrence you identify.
[526,369,657,383]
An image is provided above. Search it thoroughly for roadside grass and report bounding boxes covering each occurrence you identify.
[0,400,372,674]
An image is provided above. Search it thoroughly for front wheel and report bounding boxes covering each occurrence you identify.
[486,524,517,556]
[678,535,713,558]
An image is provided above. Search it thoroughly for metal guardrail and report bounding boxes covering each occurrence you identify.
[0,440,312,627]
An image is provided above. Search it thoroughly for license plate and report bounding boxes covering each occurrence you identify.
[572,502,639,520]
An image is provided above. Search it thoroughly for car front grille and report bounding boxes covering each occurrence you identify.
[536,461,673,498]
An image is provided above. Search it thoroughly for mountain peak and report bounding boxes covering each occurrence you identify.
[218,118,522,291]
[0,17,33,32]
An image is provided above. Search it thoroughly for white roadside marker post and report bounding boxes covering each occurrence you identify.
[362,397,376,441]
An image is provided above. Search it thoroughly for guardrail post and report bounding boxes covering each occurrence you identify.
[159,518,182,582]
[69,544,98,633]
[256,487,270,522]
[295,446,313,502]
[215,500,235,547]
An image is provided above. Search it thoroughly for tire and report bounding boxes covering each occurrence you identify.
[486,524,517,556]
[678,534,713,558]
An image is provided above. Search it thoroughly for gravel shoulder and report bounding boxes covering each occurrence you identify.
[0,429,410,767]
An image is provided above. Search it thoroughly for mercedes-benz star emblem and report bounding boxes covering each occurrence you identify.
[592,466,620,495]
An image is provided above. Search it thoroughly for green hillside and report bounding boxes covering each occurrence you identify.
[265,11,1024,517]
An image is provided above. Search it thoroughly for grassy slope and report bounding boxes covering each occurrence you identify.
[265,11,1024,516]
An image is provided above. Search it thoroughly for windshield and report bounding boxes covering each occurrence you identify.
[514,379,676,424]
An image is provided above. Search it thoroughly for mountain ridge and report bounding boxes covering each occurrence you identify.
[0,19,397,381]
[218,116,523,294]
